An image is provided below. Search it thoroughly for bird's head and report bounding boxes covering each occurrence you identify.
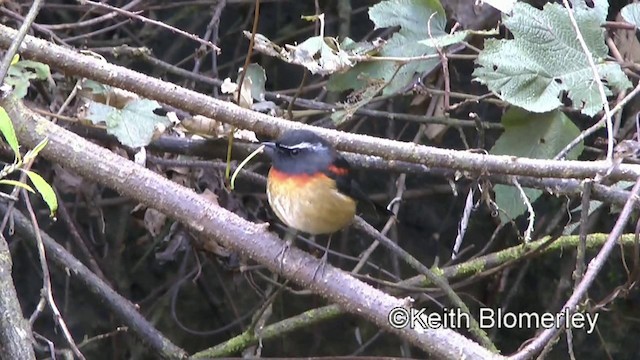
[262,130,336,175]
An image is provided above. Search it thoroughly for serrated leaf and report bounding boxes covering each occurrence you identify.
[25,170,58,216]
[0,180,34,193]
[238,64,267,102]
[328,0,446,95]
[85,99,171,148]
[0,106,20,160]
[473,2,631,116]
[621,3,640,29]
[491,108,583,222]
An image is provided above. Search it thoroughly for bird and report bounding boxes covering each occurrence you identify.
[262,129,375,271]
[262,129,360,236]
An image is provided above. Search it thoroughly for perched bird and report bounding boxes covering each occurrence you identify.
[262,129,361,236]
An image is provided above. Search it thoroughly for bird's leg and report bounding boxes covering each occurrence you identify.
[313,235,333,280]
[275,228,296,271]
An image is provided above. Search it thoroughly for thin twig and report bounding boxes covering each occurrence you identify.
[555,79,640,160]
[512,178,534,243]
[226,0,261,182]
[453,187,474,259]
[574,179,592,285]
[562,0,613,161]
[22,190,86,360]
[0,0,44,84]
[428,12,450,111]
[352,217,498,352]
[41,0,142,30]
[511,176,640,360]
[80,0,220,52]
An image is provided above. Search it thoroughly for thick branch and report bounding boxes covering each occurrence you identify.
[0,24,639,182]
[1,95,500,360]
[0,235,35,360]
[399,233,639,289]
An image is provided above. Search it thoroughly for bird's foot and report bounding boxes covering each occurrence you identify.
[275,242,290,272]
[275,233,297,272]
[312,244,331,281]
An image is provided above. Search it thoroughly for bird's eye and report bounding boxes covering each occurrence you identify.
[290,149,300,156]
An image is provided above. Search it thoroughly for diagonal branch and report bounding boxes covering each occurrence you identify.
[0,94,501,360]
[0,231,35,359]
[511,176,640,360]
[0,24,639,182]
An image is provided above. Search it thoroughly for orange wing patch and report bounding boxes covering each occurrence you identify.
[327,165,349,177]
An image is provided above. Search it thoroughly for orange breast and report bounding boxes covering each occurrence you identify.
[267,168,356,235]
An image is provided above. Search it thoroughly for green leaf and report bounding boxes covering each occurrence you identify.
[81,79,111,95]
[238,64,267,101]
[85,99,171,148]
[331,77,387,125]
[16,60,50,79]
[473,2,631,116]
[25,170,58,216]
[5,60,51,99]
[0,180,34,193]
[328,0,446,95]
[419,29,498,48]
[491,108,583,222]
[621,3,640,29]
[340,37,384,57]
[25,137,49,161]
[10,54,19,66]
[0,106,20,160]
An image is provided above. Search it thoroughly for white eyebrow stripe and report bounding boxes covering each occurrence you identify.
[281,142,324,151]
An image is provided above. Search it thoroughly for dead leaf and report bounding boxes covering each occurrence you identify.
[144,208,167,237]
[614,12,640,63]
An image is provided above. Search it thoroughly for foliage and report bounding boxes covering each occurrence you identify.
[329,0,447,95]
[0,107,57,216]
[84,99,171,148]
[621,3,640,28]
[5,56,51,99]
[0,106,20,159]
[474,1,630,116]
[490,108,583,223]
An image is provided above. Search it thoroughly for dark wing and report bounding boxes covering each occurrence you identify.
[323,155,358,198]
[324,154,395,219]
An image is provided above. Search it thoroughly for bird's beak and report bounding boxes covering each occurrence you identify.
[261,141,276,157]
